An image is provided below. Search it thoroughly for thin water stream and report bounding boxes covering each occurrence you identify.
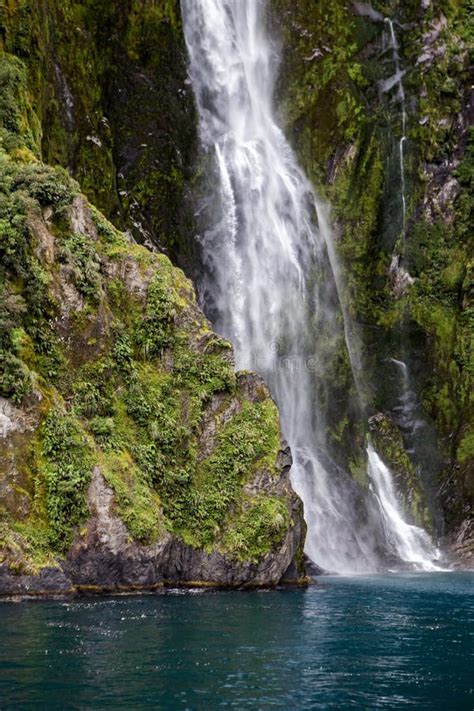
[382,18,408,239]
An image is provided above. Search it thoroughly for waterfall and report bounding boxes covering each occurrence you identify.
[181,0,438,573]
[367,446,441,570]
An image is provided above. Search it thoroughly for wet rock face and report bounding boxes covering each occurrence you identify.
[445,519,474,570]
[62,391,303,593]
[1,0,470,583]
[369,412,435,532]
[1,0,198,265]
[0,565,74,598]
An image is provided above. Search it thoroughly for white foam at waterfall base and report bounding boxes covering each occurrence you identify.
[367,445,442,571]
[181,0,439,574]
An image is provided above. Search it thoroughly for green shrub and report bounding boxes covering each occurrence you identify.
[0,192,28,273]
[41,409,92,549]
[59,232,102,299]
[12,164,75,207]
[167,398,280,547]
[223,496,289,562]
[73,362,115,418]
[89,416,117,448]
[0,350,32,402]
[134,272,176,357]
[173,344,235,400]
[111,330,133,374]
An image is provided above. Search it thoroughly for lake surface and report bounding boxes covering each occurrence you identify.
[0,572,472,709]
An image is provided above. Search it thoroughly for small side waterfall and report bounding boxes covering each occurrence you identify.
[367,446,442,570]
[181,0,439,573]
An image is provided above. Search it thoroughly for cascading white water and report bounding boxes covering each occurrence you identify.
[181,0,438,573]
[367,446,441,570]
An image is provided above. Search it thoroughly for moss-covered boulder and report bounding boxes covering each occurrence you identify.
[0,59,305,594]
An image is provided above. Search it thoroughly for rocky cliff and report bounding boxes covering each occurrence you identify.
[0,49,305,596]
[0,0,472,579]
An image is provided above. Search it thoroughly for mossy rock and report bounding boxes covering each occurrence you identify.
[0,125,304,585]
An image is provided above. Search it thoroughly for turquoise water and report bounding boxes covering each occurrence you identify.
[0,573,472,709]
